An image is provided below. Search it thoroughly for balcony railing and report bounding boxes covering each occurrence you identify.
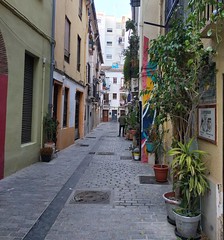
[130,0,140,8]
[201,0,224,22]
[103,100,110,108]
[165,0,179,26]
[165,0,224,25]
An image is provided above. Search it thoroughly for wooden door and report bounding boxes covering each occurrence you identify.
[103,110,108,122]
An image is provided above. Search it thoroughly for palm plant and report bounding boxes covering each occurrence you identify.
[168,138,209,216]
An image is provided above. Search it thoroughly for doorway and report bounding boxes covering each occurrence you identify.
[112,110,117,121]
[75,91,81,140]
[103,110,109,122]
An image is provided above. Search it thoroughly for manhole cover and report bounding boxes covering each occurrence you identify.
[96,152,115,155]
[78,144,89,147]
[71,191,110,204]
[89,151,95,154]
[139,176,170,185]
[120,156,133,160]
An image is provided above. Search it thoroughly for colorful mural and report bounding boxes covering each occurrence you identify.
[141,36,157,163]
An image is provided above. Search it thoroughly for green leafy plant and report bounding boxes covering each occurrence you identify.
[43,113,59,143]
[140,3,217,144]
[168,138,209,216]
[123,19,139,84]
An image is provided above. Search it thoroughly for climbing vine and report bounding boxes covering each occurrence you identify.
[141,1,223,143]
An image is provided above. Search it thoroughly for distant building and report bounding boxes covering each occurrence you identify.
[96,12,129,121]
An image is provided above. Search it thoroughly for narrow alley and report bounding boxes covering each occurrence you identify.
[0,122,176,240]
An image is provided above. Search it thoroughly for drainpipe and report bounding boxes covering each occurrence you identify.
[49,0,56,115]
[40,58,46,148]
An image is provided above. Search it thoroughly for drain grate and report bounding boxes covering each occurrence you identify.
[86,136,96,139]
[71,190,110,204]
[89,151,95,154]
[78,144,89,147]
[139,176,170,185]
[120,156,133,160]
[96,152,115,155]
[104,135,117,138]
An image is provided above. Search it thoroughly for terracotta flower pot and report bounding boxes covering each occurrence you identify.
[153,164,169,182]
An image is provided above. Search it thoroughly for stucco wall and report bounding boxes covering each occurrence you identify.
[0,2,52,177]
[54,0,88,84]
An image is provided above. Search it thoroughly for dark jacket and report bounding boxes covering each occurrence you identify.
[118,115,126,126]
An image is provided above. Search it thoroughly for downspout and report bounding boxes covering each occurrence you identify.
[40,58,46,148]
[139,1,143,161]
[49,0,56,114]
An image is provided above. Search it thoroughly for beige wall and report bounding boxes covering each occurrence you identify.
[199,30,223,183]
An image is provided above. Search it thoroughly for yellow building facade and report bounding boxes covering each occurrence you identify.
[136,0,223,239]
[53,0,89,150]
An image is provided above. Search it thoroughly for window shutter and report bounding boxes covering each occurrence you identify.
[21,54,34,144]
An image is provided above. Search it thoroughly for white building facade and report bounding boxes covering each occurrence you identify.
[96,12,130,121]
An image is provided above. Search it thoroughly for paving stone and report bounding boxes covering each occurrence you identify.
[0,122,175,240]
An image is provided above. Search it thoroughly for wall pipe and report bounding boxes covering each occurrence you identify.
[49,0,56,114]
[40,59,46,148]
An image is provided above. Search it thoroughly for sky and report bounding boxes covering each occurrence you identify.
[94,0,131,18]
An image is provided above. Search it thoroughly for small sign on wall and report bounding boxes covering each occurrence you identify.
[198,104,216,144]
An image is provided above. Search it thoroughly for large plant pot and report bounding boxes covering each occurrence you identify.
[128,129,136,140]
[153,164,169,182]
[146,142,154,153]
[133,152,140,161]
[41,155,52,162]
[173,211,201,239]
[162,192,181,225]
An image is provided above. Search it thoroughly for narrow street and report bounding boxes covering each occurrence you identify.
[0,122,176,240]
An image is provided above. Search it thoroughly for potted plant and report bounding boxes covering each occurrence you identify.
[162,191,181,226]
[133,147,140,161]
[43,113,59,151]
[168,138,209,239]
[149,124,169,182]
[40,147,53,162]
[126,101,139,140]
[145,124,157,153]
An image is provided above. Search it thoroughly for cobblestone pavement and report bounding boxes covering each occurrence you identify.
[0,122,176,240]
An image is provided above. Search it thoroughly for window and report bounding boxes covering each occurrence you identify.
[107,28,113,33]
[113,93,117,99]
[113,77,117,84]
[63,87,69,127]
[79,0,83,19]
[64,16,71,63]
[116,23,122,29]
[106,54,112,59]
[106,41,112,46]
[21,53,34,144]
[77,35,81,71]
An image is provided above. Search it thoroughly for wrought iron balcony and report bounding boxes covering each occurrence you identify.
[165,0,224,26]
[130,0,140,8]
[201,0,224,22]
[165,0,179,26]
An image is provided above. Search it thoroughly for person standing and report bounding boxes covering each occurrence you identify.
[118,113,126,137]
